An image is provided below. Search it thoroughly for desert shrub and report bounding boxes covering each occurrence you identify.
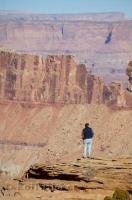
[104,189,130,200]
[112,189,130,200]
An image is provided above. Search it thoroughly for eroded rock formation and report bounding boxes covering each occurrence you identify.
[0,158,131,199]
[0,51,130,107]
[24,158,132,192]
[109,82,126,107]
[0,51,105,104]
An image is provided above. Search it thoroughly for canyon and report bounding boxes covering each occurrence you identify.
[0,11,132,84]
[0,11,132,200]
[0,50,131,178]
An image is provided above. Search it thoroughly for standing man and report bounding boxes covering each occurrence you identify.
[82,123,94,158]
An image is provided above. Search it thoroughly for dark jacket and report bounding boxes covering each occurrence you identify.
[82,127,94,140]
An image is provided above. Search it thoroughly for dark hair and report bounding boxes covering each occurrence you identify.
[85,123,89,128]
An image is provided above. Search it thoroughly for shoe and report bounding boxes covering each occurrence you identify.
[82,156,86,159]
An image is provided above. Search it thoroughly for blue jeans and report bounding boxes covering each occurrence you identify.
[83,139,93,157]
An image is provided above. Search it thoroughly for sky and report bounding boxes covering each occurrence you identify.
[0,0,132,18]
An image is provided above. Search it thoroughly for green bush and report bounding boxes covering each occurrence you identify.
[104,189,130,200]
[112,189,130,200]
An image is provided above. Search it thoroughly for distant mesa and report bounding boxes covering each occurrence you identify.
[0,10,127,21]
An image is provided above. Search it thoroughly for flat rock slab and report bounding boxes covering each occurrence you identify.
[24,157,132,192]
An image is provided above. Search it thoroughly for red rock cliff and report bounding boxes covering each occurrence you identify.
[0,51,129,107]
[0,51,105,104]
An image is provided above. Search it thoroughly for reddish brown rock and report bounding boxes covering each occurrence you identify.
[0,158,131,200]
[24,157,132,192]
[109,82,126,107]
[0,50,131,107]
[0,51,106,104]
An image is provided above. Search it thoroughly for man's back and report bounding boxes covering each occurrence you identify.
[82,127,93,140]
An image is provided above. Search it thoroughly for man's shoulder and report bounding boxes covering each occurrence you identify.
[90,127,93,131]
[83,127,93,131]
[83,127,90,132]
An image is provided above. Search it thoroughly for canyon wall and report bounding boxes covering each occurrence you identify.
[0,12,132,84]
[0,51,105,104]
[0,50,129,107]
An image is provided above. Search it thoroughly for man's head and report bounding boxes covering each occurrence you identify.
[85,123,89,128]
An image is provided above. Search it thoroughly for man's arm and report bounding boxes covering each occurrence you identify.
[91,128,94,137]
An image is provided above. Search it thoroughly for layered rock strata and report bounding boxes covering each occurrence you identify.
[0,158,131,200]
[0,51,128,107]
[24,158,132,192]
[0,11,132,84]
[0,51,103,104]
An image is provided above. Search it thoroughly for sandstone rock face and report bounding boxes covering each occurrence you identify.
[109,82,126,107]
[0,50,131,107]
[0,158,131,200]
[25,158,132,192]
[0,11,132,84]
[0,50,106,104]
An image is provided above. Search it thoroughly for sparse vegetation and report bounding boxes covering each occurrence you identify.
[104,189,130,200]
[113,189,130,200]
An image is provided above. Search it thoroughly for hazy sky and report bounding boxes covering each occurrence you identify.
[0,0,132,18]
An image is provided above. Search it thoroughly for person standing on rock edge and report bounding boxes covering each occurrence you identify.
[82,123,94,158]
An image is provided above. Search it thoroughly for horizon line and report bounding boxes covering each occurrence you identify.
[0,9,127,15]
